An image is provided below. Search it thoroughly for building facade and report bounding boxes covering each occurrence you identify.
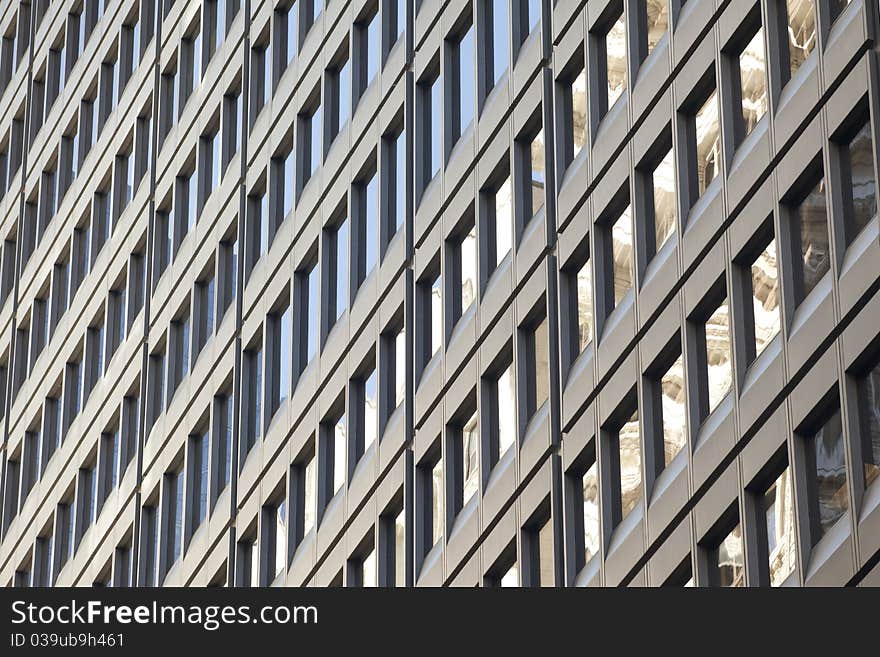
[0,0,878,588]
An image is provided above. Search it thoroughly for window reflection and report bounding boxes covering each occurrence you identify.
[619,409,641,521]
[765,468,796,586]
[530,129,545,218]
[495,178,512,266]
[696,90,720,196]
[706,298,732,414]
[662,355,686,466]
[333,415,346,494]
[498,365,516,456]
[583,462,600,563]
[463,411,479,505]
[395,328,406,408]
[500,562,518,587]
[717,523,744,587]
[786,0,816,78]
[858,362,880,488]
[739,28,767,137]
[304,455,316,534]
[538,520,554,587]
[576,260,592,352]
[572,70,587,158]
[461,226,477,312]
[533,317,549,412]
[612,206,634,307]
[394,509,406,586]
[847,122,877,239]
[431,274,442,355]
[431,459,443,546]
[653,149,676,252]
[275,501,286,578]
[752,239,780,359]
[362,549,376,587]
[646,0,668,53]
[812,409,848,539]
[796,177,829,299]
[364,369,377,451]
[606,15,626,110]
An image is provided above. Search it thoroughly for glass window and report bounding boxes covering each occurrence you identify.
[716,523,744,587]
[490,0,508,86]
[661,355,686,466]
[583,461,599,562]
[280,306,291,404]
[811,409,847,540]
[751,239,780,358]
[394,509,405,586]
[367,12,379,84]
[572,69,587,158]
[364,369,377,451]
[646,0,668,53]
[462,411,479,505]
[431,458,443,546]
[333,414,346,494]
[794,176,829,299]
[497,364,516,456]
[309,105,322,178]
[844,122,877,240]
[765,468,796,586]
[500,562,518,587]
[605,14,626,111]
[531,317,550,415]
[576,259,592,352]
[430,274,442,356]
[706,297,732,414]
[275,501,286,578]
[457,26,475,139]
[394,327,406,408]
[619,409,641,521]
[303,454,316,534]
[394,129,405,231]
[695,90,720,196]
[651,148,676,254]
[362,548,376,587]
[365,174,379,276]
[307,264,319,362]
[460,225,477,313]
[739,28,767,139]
[529,129,545,217]
[334,219,348,321]
[494,177,512,267]
[430,76,441,178]
[611,206,634,307]
[786,0,816,78]
[859,362,880,488]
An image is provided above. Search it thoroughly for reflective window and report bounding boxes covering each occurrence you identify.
[307,264,319,362]
[696,90,720,196]
[583,462,599,563]
[364,368,377,451]
[394,130,405,231]
[619,409,641,521]
[786,0,816,78]
[765,468,796,586]
[611,206,634,307]
[462,411,479,505]
[333,414,346,494]
[431,458,443,546]
[529,129,545,218]
[500,562,518,587]
[303,454,316,534]
[460,225,477,312]
[279,306,291,403]
[365,174,379,277]
[430,274,442,356]
[275,501,286,578]
[366,12,379,84]
[490,0,508,86]
[283,150,295,219]
[572,69,587,158]
[394,509,406,586]
[751,239,780,359]
[646,0,668,54]
[457,26,475,139]
[576,259,592,352]
[652,147,676,253]
[532,317,549,413]
[605,14,626,111]
[497,365,516,456]
[309,104,322,178]
[494,178,513,268]
[811,409,847,540]
[716,523,744,587]
[362,548,377,587]
[795,177,829,299]
[334,219,348,321]
[430,76,441,178]
[394,327,406,408]
[706,298,732,414]
[661,354,686,466]
[338,59,351,128]
[739,28,767,138]
[858,362,880,489]
[844,122,877,240]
